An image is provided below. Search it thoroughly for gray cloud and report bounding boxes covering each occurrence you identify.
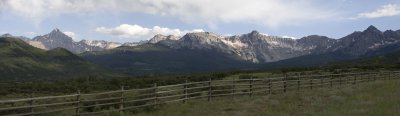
[1,0,338,27]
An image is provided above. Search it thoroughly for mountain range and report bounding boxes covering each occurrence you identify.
[1,25,400,76]
[146,26,400,63]
[82,25,400,74]
[1,29,141,54]
[261,26,400,69]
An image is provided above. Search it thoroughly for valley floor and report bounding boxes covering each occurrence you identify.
[137,80,400,116]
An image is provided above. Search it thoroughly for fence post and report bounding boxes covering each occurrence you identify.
[361,73,365,83]
[339,75,342,86]
[372,72,376,81]
[29,93,34,116]
[310,78,313,90]
[368,73,372,82]
[389,72,392,80]
[268,79,272,94]
[370,73,373,82]
[343,73,348,85]
[208,78,212,101]
[283,77,287,93]
[249,76,253,96]
[353,74,356,85]
[119,86,124,113]
[330,75,333,87]
[297,75,300,91]
[232,78,236,97]
[184,80,188,103]
[320,77,323,88]
[75,90,80,116]
[11,102,15,114]
[154,83,158,106]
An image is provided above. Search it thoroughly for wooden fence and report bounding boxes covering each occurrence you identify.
[0,71,399,115]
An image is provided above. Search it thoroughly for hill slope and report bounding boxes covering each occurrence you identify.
[327,48,400,69]
[81,44,256,75]
[0,37,109,80]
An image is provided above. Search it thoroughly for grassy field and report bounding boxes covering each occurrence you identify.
[137,79,400,116]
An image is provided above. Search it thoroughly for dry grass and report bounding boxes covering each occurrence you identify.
[136,80,400,116]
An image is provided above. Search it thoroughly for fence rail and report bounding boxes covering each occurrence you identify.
[1,71,399,115]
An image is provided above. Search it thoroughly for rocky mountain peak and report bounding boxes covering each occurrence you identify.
[48,28,68,36]
[246,30,264,38]
[364,25,381,33]
[37,28,73,42]
[299,35,331,41]
[1,33,13,37]
[149,35,164,43]
[149,34,179,44]
[31,29,80,52]
[51,28,61,33]
[250,30,260,35]
[154,34,165,37]
[240,30,266,42]
[182,32,220,40]
[396,29,400,33]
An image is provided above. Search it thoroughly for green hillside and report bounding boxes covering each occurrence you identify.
[81,44,256,75]
[327,50,400,69]
[0,37,113,80]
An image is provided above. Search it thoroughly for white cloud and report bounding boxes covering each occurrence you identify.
[96,24,204,40]
[351,4,400,19]
[0,0,337,27]
[63,31,81,41]
[24,32,36,37]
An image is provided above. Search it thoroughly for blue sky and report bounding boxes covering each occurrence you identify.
[0,0,400,43]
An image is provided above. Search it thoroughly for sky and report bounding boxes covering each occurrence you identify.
[0,0,400,43]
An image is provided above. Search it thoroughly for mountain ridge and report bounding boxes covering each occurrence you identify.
[3,25,399,64]
[81,25,400,75]
[1,29,141,53]
[2,25,400,76]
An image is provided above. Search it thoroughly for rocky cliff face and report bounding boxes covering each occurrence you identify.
[148,25,400,63]
[28,29,137,53]
[152,31,330,63]
[31,29,95,53]
[80,25,400,75]
[296,35,337,54]
[328,26,400,56]
[148,34,179,44]
[79,40,122,50]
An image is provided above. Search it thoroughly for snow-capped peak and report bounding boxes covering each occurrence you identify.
[282,36,296,39]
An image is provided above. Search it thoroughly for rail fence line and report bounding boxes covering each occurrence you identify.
[0,71,399,115]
